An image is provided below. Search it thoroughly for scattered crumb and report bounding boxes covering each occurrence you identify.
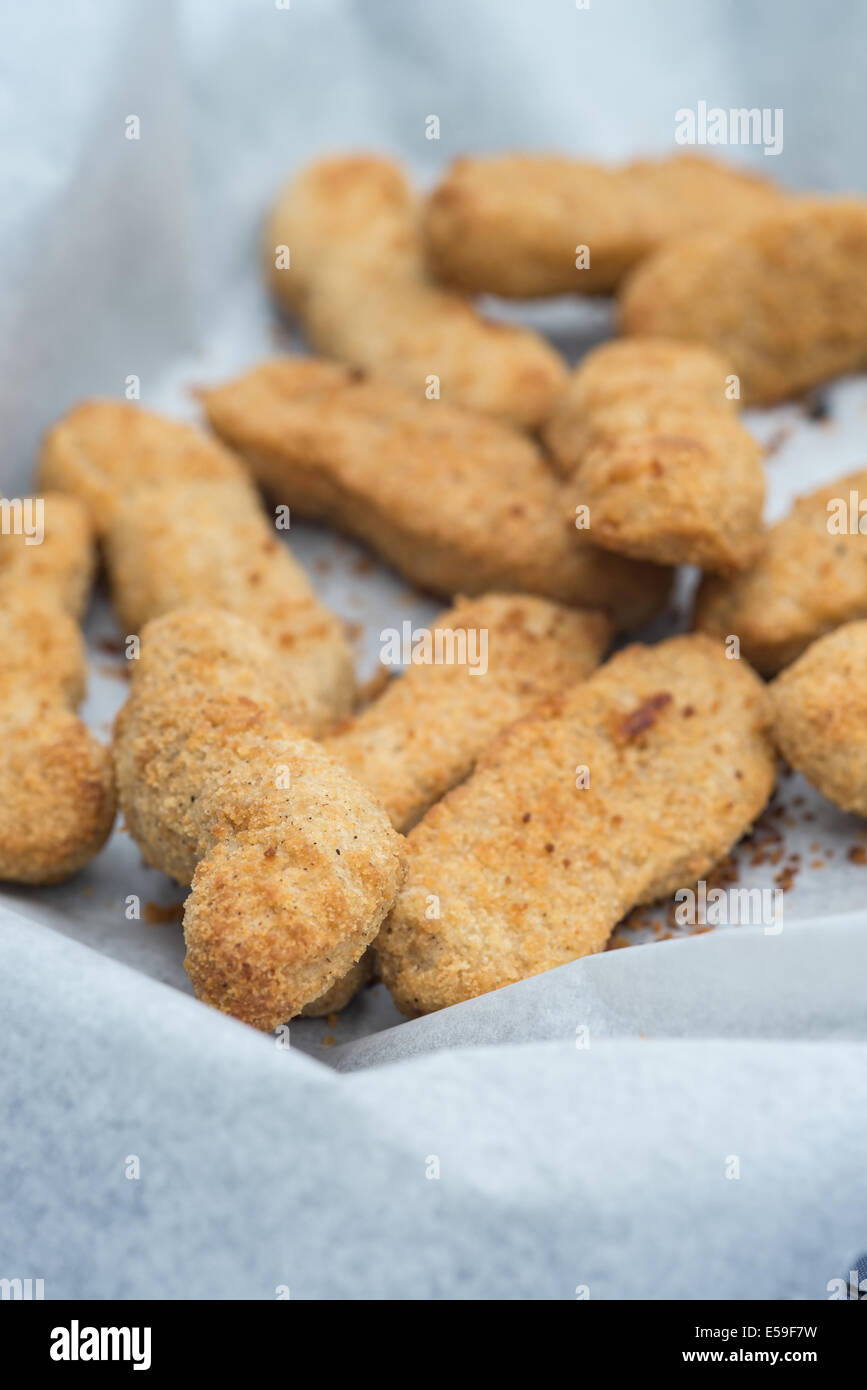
[804,394,830,422]
[144,900,184,925]
[356,664,391,706]
[764,422,797,456]
[99,662,131,681]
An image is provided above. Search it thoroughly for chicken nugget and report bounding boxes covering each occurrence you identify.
[378,634,774,1015]
[204,358,669,630]
[771,621,867,817]
[425,153,782,298]
[572,415,764,573]
[113,608,405,1030]
[313,594,608,1014]
[543,338,737,474]
[326,594,611,832]
[40,400,354,733]
[695,466,867,676]
[620,200,867,403]
[39,398,247,535]
[0,494,115,883]
[106,478,353,735]
[265,155,567,429]
[545,340,764,572]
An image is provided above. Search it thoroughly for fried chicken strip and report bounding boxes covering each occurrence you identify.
[771,621,867,817]
[0,494,115,882]
[113,608,405,1030]
[326,594,611,832]
[620,200,867,403]
[378,634,774,1015]
[39,400,354,733]
[313,594,608,1014]
[265,155,567,429]
[544,340,765,572]
[695,467,867,676]
[425,153,782,298]
[204,358,669,629]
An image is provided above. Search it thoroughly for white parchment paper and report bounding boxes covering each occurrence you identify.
[1,0,866,1300]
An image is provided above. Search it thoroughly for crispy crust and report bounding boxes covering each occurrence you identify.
[378,634,775,1015]
[546,340,764,572]
[113,609,405,1030]
[619,200,867,403]
[264,155,567,429]
[326,594,611,831]
[106,478,353,735]
[310,594,609,1012]
[543,338,738,472]
[39,399,248,534]
[425,153,782,297]
[0,494,115,883]
[204,358,669,630]
[771,621,867,817]
[695,466,867,676]
[39,400,354,734]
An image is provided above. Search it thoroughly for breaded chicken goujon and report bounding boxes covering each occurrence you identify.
[39,400,354,734]
[426,152,782,298]
[113,608,405,1030]
[771,621,867,818]
[318,594,608,1013]
[544,339,765,573]
[265,155,567,429]
[378,635,775,1015]
[0,493,115,882]
[326,594,611,832]
[620,200,867,403]
[204,358,670,630]
[695,466,867,676]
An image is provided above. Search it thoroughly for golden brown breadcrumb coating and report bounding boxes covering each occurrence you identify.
[39,398,248,534]
[0,494,115,883]
[204,358,669,630]
[378,634,775,1015]
[619,200,867,403]
[314,594,608,1013]
[106,478,353,735]
[113,608,405,1030]
[425,153,782,297]
[545,340,765,573]
[695,466,867,676]
[771,621,867,817]
[543,338,738,472]
[264,155,567,429]
[39,399,354,733]
[326,594,611,832]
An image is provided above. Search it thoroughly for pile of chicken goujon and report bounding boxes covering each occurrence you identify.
[7,149,867,1030]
